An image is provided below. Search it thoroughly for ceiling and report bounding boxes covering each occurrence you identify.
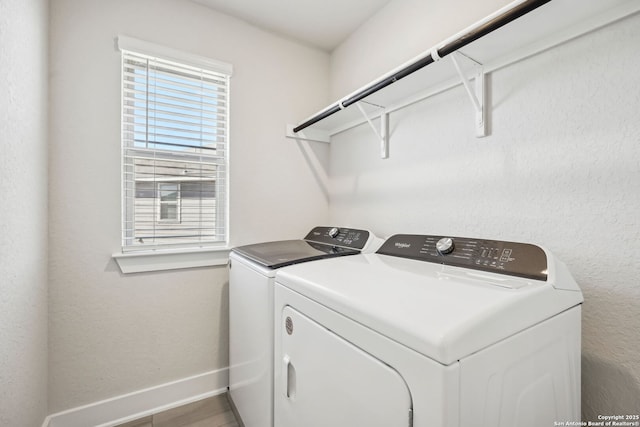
[191,0,392,51]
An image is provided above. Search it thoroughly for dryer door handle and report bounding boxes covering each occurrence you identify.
[283,355,297,399]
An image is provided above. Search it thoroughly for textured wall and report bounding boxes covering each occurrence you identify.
[329,4,640,422]
[0,0,50,425]
[48,0,329,412]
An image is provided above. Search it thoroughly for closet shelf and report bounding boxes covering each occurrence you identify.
[286,0,639,149]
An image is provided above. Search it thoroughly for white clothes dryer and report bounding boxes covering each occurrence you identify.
[228,226,380,427]
[274,234,583,427]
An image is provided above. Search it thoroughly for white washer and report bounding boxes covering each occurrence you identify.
[274,234,583,427]
[229,226,380,427]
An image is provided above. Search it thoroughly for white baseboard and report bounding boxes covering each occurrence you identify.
[42,368,228,427]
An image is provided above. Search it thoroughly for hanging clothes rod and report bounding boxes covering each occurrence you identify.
[293,0,551,134]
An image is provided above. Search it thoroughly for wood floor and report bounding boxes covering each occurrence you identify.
[114,393,240,427]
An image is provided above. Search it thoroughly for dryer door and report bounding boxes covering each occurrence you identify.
[277,306,412,427]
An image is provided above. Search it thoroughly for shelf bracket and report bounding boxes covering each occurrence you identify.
[355,101,389,159]
[450,52,486,137]
[285,124,330,143]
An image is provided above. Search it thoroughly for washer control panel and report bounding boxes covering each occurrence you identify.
[377,234,547,281]
[304,226,370,250]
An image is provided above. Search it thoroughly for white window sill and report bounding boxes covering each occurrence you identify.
[112,246,230,274]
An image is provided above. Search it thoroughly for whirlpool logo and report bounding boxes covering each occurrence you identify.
[394,242,411,249]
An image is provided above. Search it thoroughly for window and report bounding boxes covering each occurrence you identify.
[158,183,180,222]
[118,37,231,252]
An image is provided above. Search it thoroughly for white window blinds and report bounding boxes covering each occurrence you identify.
[120,43,231,251]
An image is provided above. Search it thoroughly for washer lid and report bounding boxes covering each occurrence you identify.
[275,251,583,365]
[231,226,373,269]
[232,240,359,269]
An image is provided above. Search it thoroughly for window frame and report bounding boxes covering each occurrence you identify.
[113,36,232,273]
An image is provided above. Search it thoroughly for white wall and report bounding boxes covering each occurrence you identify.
[329,3,640,422]
[48,0,329,412]
[0,0,50,425]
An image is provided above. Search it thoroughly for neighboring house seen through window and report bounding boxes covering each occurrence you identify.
[119,38,231,250]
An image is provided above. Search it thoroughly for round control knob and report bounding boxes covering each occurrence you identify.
[328,227,340,238]
[436,237,455,255]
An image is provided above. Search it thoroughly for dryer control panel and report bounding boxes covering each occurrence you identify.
[377,234,547,281]
[304,226,370,250]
